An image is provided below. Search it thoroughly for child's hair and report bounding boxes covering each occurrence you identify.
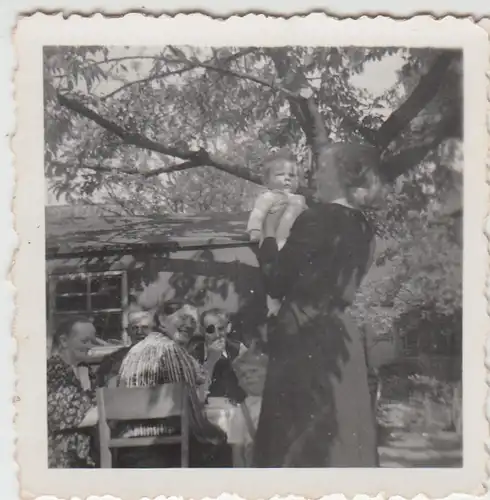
[262,149,298,184]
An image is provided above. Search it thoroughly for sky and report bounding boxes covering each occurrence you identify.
[351,54,404,97]
[87,46,405,99]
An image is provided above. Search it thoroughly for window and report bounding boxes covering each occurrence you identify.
[47,271,128,344]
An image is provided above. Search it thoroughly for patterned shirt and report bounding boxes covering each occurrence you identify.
[46,355,97,468]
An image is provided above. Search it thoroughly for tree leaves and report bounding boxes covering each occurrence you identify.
[45,45,459,203]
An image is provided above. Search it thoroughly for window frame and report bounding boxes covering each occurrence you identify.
[47,270,129,346]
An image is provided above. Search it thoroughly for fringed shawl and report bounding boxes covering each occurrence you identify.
[119,332,201,387]
[117,331,219,442]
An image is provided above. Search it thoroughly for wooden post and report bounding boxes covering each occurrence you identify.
[46,277,56,356]
[96,388,113,468]
[180,386,190,467]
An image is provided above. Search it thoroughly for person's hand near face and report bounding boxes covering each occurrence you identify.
[202,311,231,356]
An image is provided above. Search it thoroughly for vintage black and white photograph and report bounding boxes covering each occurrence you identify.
[43,42,465,469]
[13,14,489,499]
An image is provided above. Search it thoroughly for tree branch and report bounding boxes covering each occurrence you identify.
[265,49,319,145]
[142,159,219,177]
[340,115,379,146]
[57,48,460,190]
[379,111,460,181]
[50,160,140,176]
[101,66,197,100]
[57,94,264,185]
[376,52,459,150]
[49,159,202,178]
[218,47,259,66]
[195,62,300,99]
[264,47,332,183]
[83,195,136,217]
[59,93,195,159]
[100,48,259,101]
[306,97,329,150]
[87,55,167,68]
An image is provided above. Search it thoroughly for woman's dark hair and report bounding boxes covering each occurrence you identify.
[154,299,197,330]
[157,300,186,317]
[316,142,383,207]
[51,315,93,350]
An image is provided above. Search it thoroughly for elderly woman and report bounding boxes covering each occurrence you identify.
[47,316,99,468]
[118,301,206,390]
[253,142,382,467]
[113,300,230,468]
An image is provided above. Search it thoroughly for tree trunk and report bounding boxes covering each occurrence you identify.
[376,52,459,150]
[265,48,330,186]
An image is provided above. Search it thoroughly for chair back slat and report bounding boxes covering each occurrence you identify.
[100,384,184,421]
[96,388,113,468]
[180,392,190,465]
[97,383,190,468]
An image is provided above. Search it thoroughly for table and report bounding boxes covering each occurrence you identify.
[205,397,256,467]
[204,397,240,440]
[205,396,261,443]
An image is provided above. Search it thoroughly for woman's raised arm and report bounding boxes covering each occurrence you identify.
[258,209,325,299]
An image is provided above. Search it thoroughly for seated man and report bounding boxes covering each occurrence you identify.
[189,309,248,405]
[96,308,154,388]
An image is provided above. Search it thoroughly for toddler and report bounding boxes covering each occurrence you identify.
[247,153,306,317]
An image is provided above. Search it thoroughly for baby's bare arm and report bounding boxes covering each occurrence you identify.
[247,191,280,234]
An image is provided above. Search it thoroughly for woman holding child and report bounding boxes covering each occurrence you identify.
[252,143,382,467]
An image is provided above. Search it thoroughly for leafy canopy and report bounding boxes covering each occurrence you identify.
[44,45,463,350]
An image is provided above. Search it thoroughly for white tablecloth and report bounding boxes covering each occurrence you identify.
[204,397,262,445]
[205,398,238,438]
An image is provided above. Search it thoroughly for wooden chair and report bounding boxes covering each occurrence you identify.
[96,383,190,468]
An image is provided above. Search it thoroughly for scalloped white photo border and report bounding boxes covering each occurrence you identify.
[10,13,490,500]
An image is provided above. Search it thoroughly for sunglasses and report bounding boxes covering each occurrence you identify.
[204,322,231,335]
